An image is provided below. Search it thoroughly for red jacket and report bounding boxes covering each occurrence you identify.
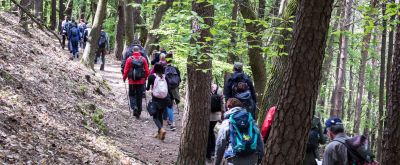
[261,106,276,140]
[123,52,149,84]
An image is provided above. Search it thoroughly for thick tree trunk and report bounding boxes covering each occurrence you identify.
[237,0,267,118]
[227,2,238,64]
[81,0,108,69]
[144,0,173,54]
[65,0,73,18]
[381,18,400,165]
[114,0,125,60]
[376,2,387,161]
[124,0,134,47]
[50,0,56,30]
[331,0,353,118]
[58,0,64,32]
[263,0,334,164]
[176,1,213,164]
[34,0,42,21]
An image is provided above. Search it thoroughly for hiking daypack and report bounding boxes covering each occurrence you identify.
[261,106,276,142]
[98,31,107,47]
[152,74,169,99]
[211,86,222,113]
[165,66,180,89]
[128,56,145,80]
[70,27,79,38]
[229,110,258,156]
[334,135,378,165]
[306,117,322,153]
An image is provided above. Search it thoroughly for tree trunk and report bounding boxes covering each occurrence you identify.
[58,0,64,32]
[331,0,353,118]
[49,0,56,30]
[263,0,334,163]
[381,18,400,165]
[34,0,42,21]
[363,91,373,136]
[176,1,213,164]
[81,0,108,69]
[227,2,238,64]
[65,0,73,18]
[114,0,125,60]
[144,0,173,54]
[124,0,134,47]
[237,0,267,119]
[258,0,266,19]
[79,0,86,20]
[347,64,354,122]
[353,0,377,135]
[376,2,387,161]
[19,0,31,30]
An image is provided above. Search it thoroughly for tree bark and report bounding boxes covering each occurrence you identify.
[227,2,238,64]
[79,0,86,20]
[114,0,125,60]
[381,17,400,165]
[176,1,213,164]
[237,0,267,118]
[34,0,42,21]
[58,0,64,32]
[258,0,266,19]
[50,0,56,30]
[331,0,353,118]
[65,0,73,18]
[144,0,173,54]
[81,0,108,69]
[263,0,334,164]
[19,0,31,30]
[376,2,387,161]
[125,0,134,47]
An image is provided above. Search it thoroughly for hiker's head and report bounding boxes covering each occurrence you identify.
[325,117,344,139]
[166,53,173,63]
[64,16,69,20]
[159,53,166,62]
[226,98,243,109]
[159,47,165,52]
[153,63,165,75]
[233,62,243,72]
[133,46,140,52]
[132,40,141,46]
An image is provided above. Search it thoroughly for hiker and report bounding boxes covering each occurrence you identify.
[78,19,87,48]
[304,116,326,165]
[163,52,181,131]
[146,63,171,140]
[261,106,276,142]
[207,82,224,162]
[95,28,109,70]
[322,117,349,165]
[61,16,70,49]
[224,62,257,118]
[67,21,80,60]
[123,46,150,118]
[121,41,149,74]
[150,53,167,75]
[215,98,264,165]
[83,24,92,49]
[151,47,167,65]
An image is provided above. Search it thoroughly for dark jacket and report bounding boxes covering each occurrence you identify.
[121,45,149,73]
[223,71,257,103]
[122,52,150,85]
[151,50,167,65]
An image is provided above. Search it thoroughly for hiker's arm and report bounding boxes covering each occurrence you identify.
[147,75,155,91]
[121,52,128,74]
[144,58,150,78]
[215,127,228,165]
[248,79,257,103]
[223,80,232,102]
[123,58,131,81]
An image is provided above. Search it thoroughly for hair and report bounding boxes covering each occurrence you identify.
[133,46,140,52]
[328,125,344,134]
[159,53,166,61]
[153,63,165,76]
[226,98,243,109]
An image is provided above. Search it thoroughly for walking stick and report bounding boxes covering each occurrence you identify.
[124,82,132,117]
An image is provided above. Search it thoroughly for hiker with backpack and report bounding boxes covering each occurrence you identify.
[151,47,167,66]
[215,98,264,165]
[304,116,326,165]
[67,21,81,60]
[224,62,257,118]
[121,41,149,74]
[60,16,70,49]
[78,19,87,48]
[123,46,150,118]
[163,52,181,131]
[83,24,92,49]
[146,63,171,140]
[207,83,224,162]
[95,28,109,70]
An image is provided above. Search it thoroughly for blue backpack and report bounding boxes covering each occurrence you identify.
[70,27,80,39]
[229,110,258,156]
[98,31,107,48]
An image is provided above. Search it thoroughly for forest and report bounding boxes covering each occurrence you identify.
[0,0,400,164]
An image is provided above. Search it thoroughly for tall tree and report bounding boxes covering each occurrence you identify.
[237,0,267,115]
[331,0,354,117]
[114,0,125,60]
[58,0,64,32]
[381,17,400,165]
[227,2,239,64]
[125,0,134,46]
[263,0,334,164]
[65,0,73,18]
[176,1,213,164]
[81,0,108,69]
[50,0,56,30]
[79,0,86,19]
[353,0,377,135]
[144,0,173,54]
[34,0,43,21]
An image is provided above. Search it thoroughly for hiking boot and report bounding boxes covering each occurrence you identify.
[159,128,166,141]
[69,57,73,60]
[169,126,176,131]
[153,132,160,139]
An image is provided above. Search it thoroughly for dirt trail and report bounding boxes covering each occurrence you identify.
[96,59,182,165]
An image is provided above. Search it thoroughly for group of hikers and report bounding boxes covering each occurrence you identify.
[61,16,109,70]
[119,40,378,165]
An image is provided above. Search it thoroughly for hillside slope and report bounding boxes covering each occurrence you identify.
[0,12,140,164]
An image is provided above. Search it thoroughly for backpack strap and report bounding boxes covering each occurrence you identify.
[332,139,366,163]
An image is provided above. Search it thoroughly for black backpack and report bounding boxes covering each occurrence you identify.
[232,79,255,117]
[128,56,145,80]
[165,66,180,89]
[335,135,376,164]
[211,86,222,112]
[98,31,107,48]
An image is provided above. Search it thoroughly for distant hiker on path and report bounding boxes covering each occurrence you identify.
[224,62,257,118]
[78,19,87,48]
[146,63,171,140]
[67,21,80,60]
[207,82,224,162]
[151,47,167,66]
[215,98,264,165]
[123,46,150,118]
[163,52,181,131]
[121,40,149,73]
[304,116,326,165]
[61,16,70,50]
[95,28,109,70]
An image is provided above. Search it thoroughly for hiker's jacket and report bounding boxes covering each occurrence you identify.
[322,133,349,165]
[121,45,148,73]
[123,52,150,85]
[215,107,264,165]
[223,71,257,103]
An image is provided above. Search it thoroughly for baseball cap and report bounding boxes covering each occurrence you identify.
[324,117,343,134]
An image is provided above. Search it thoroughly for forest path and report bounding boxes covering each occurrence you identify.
[95,58,182,165]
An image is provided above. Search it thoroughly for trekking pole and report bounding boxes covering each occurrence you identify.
[124,82,132,117]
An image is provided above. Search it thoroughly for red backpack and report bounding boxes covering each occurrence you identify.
[261,106,276,142]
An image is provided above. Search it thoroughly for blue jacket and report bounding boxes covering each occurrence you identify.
[68,26,81,42]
